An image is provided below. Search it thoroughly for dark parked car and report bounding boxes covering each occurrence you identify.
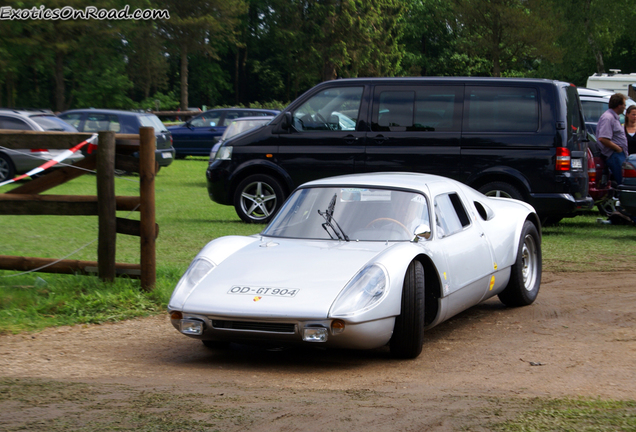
[619,154,636,216]
[168,108,280,158]
[207,77,592,224]
[0,109,84,183]
[59,109,175,169]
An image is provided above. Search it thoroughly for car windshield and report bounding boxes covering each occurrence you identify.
[262,187,430,241]
[30,115,77,132]
[139,114,168,133]
[221,118,272,141]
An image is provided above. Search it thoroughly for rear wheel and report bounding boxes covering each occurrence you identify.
[0,153,15,183]
[478,181,523,200]
[390,260,425,359]
[498,221,542,307]
[234,174,285,223]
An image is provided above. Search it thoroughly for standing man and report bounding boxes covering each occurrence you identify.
[596,93,629,184]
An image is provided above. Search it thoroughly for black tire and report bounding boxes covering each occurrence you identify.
[498,221,542,307]
[0,153,16,183]
[478,181,524,200]
[202,340,231,349]
[234,174,285,223]
[390,260,425,359]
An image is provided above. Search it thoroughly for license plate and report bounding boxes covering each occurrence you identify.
[161,152,173,159]
[228,286,299,297]
[571,158,582,169]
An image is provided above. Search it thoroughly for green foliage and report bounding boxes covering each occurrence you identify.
[135,91,180,111]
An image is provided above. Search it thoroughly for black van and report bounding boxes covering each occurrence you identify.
[206,77,592,223]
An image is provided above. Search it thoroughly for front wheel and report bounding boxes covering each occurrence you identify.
[498,221,542,307]
[233,174,285,223]
[390,260,425,359]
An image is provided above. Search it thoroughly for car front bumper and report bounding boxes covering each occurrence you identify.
[170,312,396,350]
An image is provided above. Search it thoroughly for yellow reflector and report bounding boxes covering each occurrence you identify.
[266,154,273,158]
[331,319,345,334]
[170,311,183,320]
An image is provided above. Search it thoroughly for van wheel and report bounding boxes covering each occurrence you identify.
[234,174,284,224]
[0,153,16,183]
[478,182,523,200]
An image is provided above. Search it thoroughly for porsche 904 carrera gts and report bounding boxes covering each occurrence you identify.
[169,173,542,358]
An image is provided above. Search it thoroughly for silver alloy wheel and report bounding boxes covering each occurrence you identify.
[0,157,10,182]
[239,180,277,221]
[521,234,538,291]
[485,189,513,198]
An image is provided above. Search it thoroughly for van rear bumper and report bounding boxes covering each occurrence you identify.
[529,193,593,216]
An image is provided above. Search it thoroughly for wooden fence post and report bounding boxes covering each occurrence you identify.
[96,131,116,282]
[139,127,156,291]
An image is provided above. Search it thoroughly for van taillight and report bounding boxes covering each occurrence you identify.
[623,160,636,178]
[556,147,571,171]
[587,148,596,182]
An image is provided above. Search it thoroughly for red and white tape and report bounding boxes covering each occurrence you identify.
[0,134,98,187]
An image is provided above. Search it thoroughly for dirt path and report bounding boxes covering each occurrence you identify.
[1,271,635,431]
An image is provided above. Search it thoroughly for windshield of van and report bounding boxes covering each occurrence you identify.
[262,187,429,241]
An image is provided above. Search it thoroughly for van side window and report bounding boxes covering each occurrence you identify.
[372,86,462,132]
[564,85,584,141]
[434,193,470,238]
[292,87,363,132]
[466,86,539,132]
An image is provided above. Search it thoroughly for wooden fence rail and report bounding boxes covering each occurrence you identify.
[0,128,157,290]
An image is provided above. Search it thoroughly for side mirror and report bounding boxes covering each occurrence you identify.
[281,112,293,130]
[412,223,431,242]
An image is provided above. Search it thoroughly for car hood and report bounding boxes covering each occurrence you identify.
[181,239,390,319]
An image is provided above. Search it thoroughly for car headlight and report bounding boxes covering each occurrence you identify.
[168,257,216,310]
[215,145,232,161]
[329,264,388,317]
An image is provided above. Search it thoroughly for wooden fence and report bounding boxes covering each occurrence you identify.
[0,128,157,291]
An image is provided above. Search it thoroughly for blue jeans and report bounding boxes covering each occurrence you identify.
[606,151,627,185]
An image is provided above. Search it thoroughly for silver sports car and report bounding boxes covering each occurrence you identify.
[169,173,542,358]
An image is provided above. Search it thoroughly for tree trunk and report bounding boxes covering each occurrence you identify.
[180,44,189,110]
[55,51,65,112]
[235,49,240,105]
[589,36,605,74]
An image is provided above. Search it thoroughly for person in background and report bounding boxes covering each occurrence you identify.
[596,93,629,184]
[624,105,636,155]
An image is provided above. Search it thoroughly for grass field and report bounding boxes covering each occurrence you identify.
[1,158,636,334]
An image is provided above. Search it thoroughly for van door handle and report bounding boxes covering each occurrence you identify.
[343,135,358,144]
[373,134,388,144]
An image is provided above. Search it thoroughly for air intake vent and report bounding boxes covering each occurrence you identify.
[212,320,296,334]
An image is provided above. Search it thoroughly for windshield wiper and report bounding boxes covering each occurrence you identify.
[317,193,349,241]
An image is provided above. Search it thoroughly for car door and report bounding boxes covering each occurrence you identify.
[365,85,463,178]
[277,86,367,186]
[432,191,495,316]
[174,110,224,156]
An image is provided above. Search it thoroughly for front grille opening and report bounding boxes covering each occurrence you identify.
[212,320,296,334]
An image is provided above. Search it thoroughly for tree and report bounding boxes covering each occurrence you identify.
[453,0,561,77]
[157,0,247,110]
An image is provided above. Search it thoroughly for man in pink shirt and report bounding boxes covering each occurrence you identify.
[596,93,629,184]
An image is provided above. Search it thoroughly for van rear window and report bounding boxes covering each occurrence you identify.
[466,87,539,132]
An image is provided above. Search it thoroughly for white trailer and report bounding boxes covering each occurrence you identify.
[586,70,636,95]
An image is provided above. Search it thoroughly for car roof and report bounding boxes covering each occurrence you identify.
[577,87,614,98]
[300,172,463,193]
[60,108,153,117]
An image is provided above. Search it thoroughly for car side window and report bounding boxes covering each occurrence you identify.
[0,116,32,130]
[372,86,463,132]
[191,112,222,127]
[58,113,83,128]
[291,87,362,132]
[465,86,539,132]
[84,114,121,132]
[434,193,471,238]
